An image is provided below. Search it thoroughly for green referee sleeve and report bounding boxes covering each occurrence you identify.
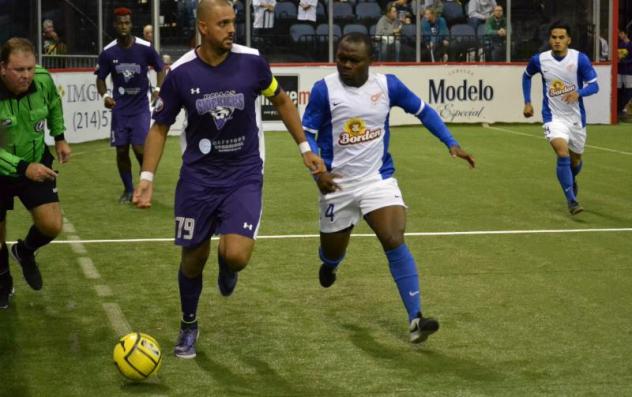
[40,69,65,137]
[0,148,27,177]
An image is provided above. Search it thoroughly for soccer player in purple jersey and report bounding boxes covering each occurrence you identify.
[95,8,165,204]
[133,0,325,358]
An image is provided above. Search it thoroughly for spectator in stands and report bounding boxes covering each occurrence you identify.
[422,8,449,62]
[423,0,443,16]
[42,19,67,55]
[298,0,317,25]
[394,0,413,25]
[484,4,506,61]
[376,2,402,61]
[162,54,173,74]
[467,0,496,30]
[143,24,154,44]
[253,0,276,52]
[618,30,632,120]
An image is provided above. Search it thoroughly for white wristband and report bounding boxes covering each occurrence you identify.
[102,92,112,100]
[298,141,311,155]
[140,171,154,182]
[153,86,160,93]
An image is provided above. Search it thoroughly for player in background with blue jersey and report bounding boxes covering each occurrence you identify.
[133,0,324,358]
[522,21,599,215]
[302,33,475,344]
[96,8,164,204]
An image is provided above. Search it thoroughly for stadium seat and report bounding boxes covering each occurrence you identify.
[343,23,368,35]
[317,23,342,42]
[333,2,355,23]
[290,23,317,42]
[275,1,298,20]
[450,23,477,61]
[355,2,382,25]
[442,1,465,26]
[369,24,377,36]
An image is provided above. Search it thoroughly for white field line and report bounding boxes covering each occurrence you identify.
[485,125,632,156]
[94,285,113,297]
[77,257,101,279]
[5,227,631,246]
[102,303,132,337]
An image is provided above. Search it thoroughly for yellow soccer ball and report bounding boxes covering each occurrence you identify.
[619,48,629,59]
[113,332,162,381]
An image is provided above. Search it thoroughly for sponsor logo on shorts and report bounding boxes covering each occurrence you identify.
[243,222,253,231]
[338,117,382,145]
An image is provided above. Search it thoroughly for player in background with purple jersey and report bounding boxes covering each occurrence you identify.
[133,0,325,358]
[95,8,164,204]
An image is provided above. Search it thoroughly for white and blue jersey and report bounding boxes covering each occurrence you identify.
[524,49,598,127]
[302,72,457,188]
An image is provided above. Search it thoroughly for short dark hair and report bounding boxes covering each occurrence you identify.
[385,1,397,14]
[339,32,373,58]
[1,37,35,64]
[549,21,571,37]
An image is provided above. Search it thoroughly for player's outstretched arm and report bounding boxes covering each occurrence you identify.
[133,122,170,209]
[268,89,325,175]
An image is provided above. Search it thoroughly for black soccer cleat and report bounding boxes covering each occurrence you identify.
[319,264,337,288]
[409,313,439,344]
[118,190,133,204]
[568,201,584,216]
[10,240,43,290]
[0,273,14,309]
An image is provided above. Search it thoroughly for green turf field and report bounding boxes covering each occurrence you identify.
[1,123,631,396]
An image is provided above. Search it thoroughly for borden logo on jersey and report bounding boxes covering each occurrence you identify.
[549,79,576,98]
[338,118,382,145]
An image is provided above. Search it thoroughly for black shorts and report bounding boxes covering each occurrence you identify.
[0,150,59,222]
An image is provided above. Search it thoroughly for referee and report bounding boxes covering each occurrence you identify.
[0,37,71,309]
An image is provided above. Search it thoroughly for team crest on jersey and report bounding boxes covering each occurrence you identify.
[549,79,576,97]
[114,63,141,82]
[338,117,382,145]
[34,119,46,133]
[195,91,245,130]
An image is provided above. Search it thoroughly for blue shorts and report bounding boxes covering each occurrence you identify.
[173,179,263,247]
[110,110,150,147]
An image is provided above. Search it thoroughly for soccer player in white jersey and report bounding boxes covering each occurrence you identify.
[302,33,475,344]
[522,21,599,215]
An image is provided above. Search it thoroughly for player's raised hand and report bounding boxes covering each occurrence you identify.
[449,145,475,169]
[303,151,326,174]
[25,163,57,182]
[523,103,534,118]
[133,180,153,209]
[316,172,340,194]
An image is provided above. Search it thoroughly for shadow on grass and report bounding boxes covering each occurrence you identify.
[194,350,344,396]
[342,322,503,384]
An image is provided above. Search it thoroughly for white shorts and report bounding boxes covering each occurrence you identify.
[319,177,406,233]
[618,74,632,89]
[543,120,587,154]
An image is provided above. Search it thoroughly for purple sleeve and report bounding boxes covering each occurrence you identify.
[256,55,274,93]
[148,46,164,72]
[95,51,111,79]
[152,72,182,125]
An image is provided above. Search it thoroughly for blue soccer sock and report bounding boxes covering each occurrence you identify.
[178,269,202,325]
[319,247,344,269]
[556,156,576,203]
[119,170,134,193]
[386,244,421,322]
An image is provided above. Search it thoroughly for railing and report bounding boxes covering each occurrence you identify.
[41,55,99,70]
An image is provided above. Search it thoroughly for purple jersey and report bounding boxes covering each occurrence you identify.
[153,45,275,188]
[95,37,163,116]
